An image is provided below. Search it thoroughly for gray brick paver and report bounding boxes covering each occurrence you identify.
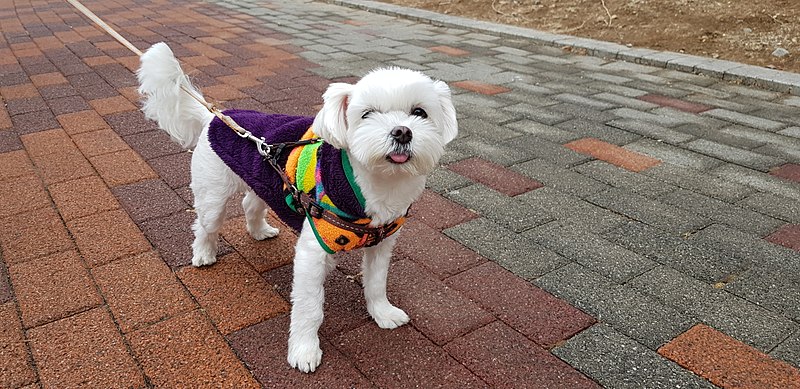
[629,266,798,352]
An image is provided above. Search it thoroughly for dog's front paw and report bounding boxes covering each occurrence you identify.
[369,304,410,329]
[287,337,322,373]
[248,225,279,240]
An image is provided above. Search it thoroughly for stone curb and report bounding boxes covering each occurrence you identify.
[326,0,800,96]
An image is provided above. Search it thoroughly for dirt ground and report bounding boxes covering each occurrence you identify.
[380,0,800,73]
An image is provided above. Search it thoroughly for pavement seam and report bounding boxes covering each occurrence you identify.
[326,0,800,96]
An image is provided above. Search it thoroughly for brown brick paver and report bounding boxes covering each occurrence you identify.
[0,206,73,265]
[9,250,102,328]
[67,209,152,267]
[452,80,511,95]
[659,324,800,389]
[28,308,146,388]
[177,253,290,334]
[128,309,260,388]
[48,175,120,221]
[93,251,195,332]
[566,137,662,172]
[0,302,36,388]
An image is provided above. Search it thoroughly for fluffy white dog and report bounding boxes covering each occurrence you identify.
[137,42,457,372]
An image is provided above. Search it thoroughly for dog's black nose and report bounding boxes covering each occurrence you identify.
[390,126,412,144]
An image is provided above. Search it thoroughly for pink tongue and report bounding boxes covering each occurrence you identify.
[390,153,409,163]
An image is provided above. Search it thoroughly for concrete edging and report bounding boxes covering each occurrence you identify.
[327,0,800,95]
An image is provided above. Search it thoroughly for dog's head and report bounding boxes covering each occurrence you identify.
[312,68,457,177]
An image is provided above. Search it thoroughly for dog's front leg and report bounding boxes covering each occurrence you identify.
[362,235,409,329]
[288,222,334,373]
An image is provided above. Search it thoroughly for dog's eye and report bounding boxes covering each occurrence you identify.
[411,107,428,119]
[361,110,373,119]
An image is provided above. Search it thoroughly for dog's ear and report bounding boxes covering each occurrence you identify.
[433,80,458,144]
[313,82,352,149]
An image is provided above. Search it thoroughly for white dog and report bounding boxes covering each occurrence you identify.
[137,42,457,372]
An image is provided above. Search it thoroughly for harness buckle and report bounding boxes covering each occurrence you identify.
[307,201,325,218]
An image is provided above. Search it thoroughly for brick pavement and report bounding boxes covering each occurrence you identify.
[1,0,799,387]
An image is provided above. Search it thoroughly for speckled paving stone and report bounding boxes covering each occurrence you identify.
[0,150,35,181]
[93,251,195,333]
[177,253,289,334]
[553,324,715,388]
[335,323,486,388]
[395,220,486,280]
[67,209,151,267]
[638,94,712,113]
[27,308,146,388]
[629,266,797,352]
[0,206,73,265]
[9,250,102,328]
[445,321,599,388]
[445,217,568,280]
[56,109,109,135]
[386,259,494,345]
[48,175,120,221]
[227,315,372,388]
[0,175,50,219]
[90,148,159,187]
[219,215,297,273]
[659,324,800,389]
[447,157,544,196]
[127,309,260,388]
[261,264,371,339]
[407,190,479,231]
[0,302,36,388]
[446,261,595,348]
[112,179,188,223]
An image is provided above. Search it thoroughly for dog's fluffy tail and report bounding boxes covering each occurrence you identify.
[137,42,213,149]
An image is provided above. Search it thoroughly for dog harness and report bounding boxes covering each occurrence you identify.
[207,109,405,253]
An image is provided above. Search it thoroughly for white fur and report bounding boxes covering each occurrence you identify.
[137,43,457,373]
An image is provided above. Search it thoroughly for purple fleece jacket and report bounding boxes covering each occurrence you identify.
[207,110,367,232]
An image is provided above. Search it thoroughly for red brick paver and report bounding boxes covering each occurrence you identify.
[446,261,595,348]
[430,45,470,56]
[638,94,712,114]
[770,163,800,184]
[452,80,511,95]
[765,224,800,252]
[659,324,800,389]
[336,324,487,387]
[566,137,662,172]
[445,321,600,388]
[448,157,544,196]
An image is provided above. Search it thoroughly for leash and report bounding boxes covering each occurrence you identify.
[67,0,404,248]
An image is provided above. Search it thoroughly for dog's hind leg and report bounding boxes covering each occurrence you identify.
[362,234,409,329]
[190,185,233,267]
[242,190,279,240]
